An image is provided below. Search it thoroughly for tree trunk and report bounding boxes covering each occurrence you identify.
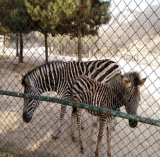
[16,34,19,57]
[19,33,23,63]
[77,26,82,61]
[44,33,48,63]
[2,35,5,53]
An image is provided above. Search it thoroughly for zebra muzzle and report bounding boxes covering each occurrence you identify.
[23,112,32,123]
[129,120,138,128]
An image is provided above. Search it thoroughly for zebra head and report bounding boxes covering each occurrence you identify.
[22,76,41,123]
[122,72,146,128]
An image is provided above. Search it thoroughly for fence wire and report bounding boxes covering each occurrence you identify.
[0,0,160,157]
[1,89,160,127]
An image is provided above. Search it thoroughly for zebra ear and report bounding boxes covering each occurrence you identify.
[121,75,131,87]
[138,78,146,87]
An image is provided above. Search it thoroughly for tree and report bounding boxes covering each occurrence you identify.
[25,0,77,63]
[0,22,10,34]
[0,0,37,62]
[0,22,10,53]
[59,0,111,61]
[24,0,111,62]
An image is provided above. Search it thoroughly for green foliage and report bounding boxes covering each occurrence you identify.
[24,0,111,36]
[25,0,77,33]
[0,22,10,34]
[65,0,111,37]
[0,0,111,36]
[0,0,37,33]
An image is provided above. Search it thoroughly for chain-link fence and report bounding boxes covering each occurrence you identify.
[0,0,160,157]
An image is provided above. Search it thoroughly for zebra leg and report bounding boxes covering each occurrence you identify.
[77,108,84,154]
[95,118,106,157]
[52,105,67,139]
[106,126,112,157]
[74,107,85,130]
[106,117,117,157]
[92,117,99,143]
[81,113,85,130]
[71,108,77,142]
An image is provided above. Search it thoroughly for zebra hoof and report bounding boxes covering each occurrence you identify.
[52,130,61,140]
[93,122,98,127]
[81,122,85,130]
[81,147,84,154]
[95,152,99,157]
[52,135,59,140]
[72,137,77,142]
[81,125,85,130]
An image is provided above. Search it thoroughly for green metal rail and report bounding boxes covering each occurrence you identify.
[0,89,160,127]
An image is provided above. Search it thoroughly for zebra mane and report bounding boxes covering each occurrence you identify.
[21,60,66,86]
[124,71,141,86]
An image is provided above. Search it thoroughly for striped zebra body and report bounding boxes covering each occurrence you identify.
[71,72,146,157]
[22,59,121,137]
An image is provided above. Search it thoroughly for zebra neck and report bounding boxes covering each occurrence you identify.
[33,62,63,93]
[103,79,125,109]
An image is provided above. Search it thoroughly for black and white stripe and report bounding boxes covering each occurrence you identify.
[22,59,121,137]
[70,72,146,156]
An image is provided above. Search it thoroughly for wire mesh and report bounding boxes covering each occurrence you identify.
[0,0,160,157]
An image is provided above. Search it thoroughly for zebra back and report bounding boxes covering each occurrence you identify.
[71,72,146,118]
[22,59,121,96]
[71,75,121,116]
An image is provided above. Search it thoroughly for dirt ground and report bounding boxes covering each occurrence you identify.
[0,149,18,157]
[0,52,160,157]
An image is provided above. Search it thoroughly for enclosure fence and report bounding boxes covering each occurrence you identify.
[0,89,160,127]
[0,0,160,157]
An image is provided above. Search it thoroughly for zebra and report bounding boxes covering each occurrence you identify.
[22,59,121,138]
[70,72,146,157]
